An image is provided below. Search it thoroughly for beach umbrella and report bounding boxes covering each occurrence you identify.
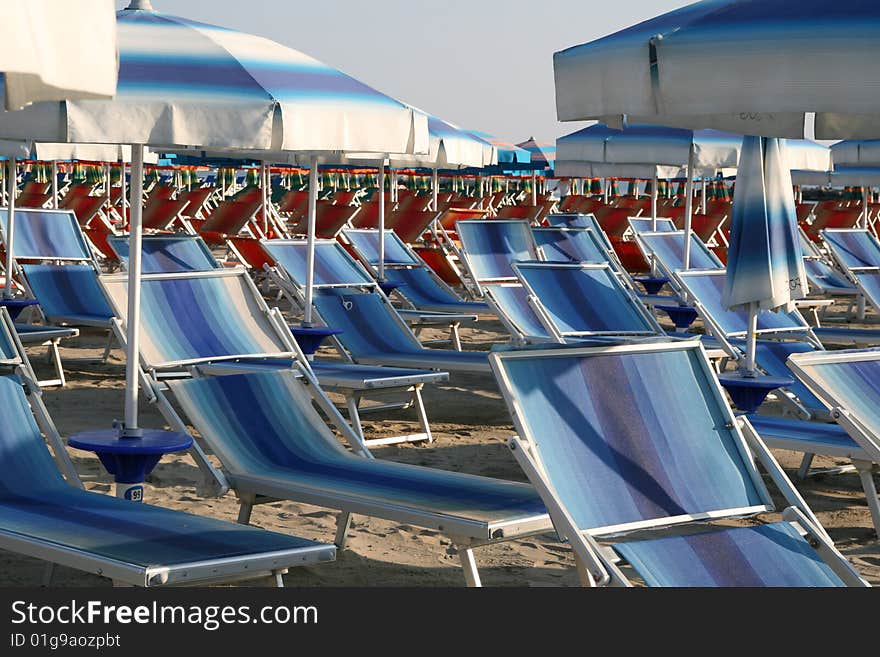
[516,137,556,171]
[0,0,427,441]
[590,178,603,194]
[554,0,880,387]
[0,0,116,111]
[723,137,807,374]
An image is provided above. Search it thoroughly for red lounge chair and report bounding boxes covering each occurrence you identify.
[17,192,52,209]
[289,203,360,238]
[227,237,275,270]
[177,188,215,218]
[198,198,262,245]
[141,198,192,232]
[388,208,441,244]
[594,206,639,238]
[610,238,650,273]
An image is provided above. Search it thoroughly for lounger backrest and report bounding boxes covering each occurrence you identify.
[546,213,613,251]
[491,343,768,535]
[676,270,807,336]
[345,229,421,267]
[788,350,880,459]
[262,239,375,288]
[0,208,92,261]
[483,284,552,340]
[100,270,293,368]
[313,289,419,355]
[853,272,880,307]
[108,235,220,273]
[383,268,460,307]
[0,373,69,496]
[638,231,723,274]
[21,264,114,322]
[531,227,609,264]
[515,263,659,336]
[823,229,880,270]
[168,371,347,476]
[456,220,536,282]
[628,217,677,235]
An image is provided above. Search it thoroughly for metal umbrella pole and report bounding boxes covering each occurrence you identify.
[122,144,145,436]
[303,156,319,327]
[682,142,696,270]
[3,158,16,299]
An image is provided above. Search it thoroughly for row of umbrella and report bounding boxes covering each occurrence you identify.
[0,0,499,440]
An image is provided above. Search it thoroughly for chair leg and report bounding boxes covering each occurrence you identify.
[572,553,594,587]
[345,394,366,446]
[450,323,462,351]
[458,546,482,588]
[101,331,114,362]
[334,512,352,550]
[271,571,285,588]
[237,498,254,525]
[412,385,434,444]
[797,453,816,480]
[855,460,880,537]
[48,340,66,387]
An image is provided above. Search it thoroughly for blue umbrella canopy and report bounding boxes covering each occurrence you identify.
[723,137,808,313]
[0,0,427,155]
[554,0,880,140]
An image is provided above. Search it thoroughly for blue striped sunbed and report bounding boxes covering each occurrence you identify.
[21,264,114,328]
[635,230,724,282]
[628,217,677,235]
[166,369,551,586]
[785,348,880,535]
[490,341,865,587]
[108,234,221,273]
[312,288,490,373]
[98,268,449,449]
[455,220,537,288]
[531,227,610,264]
[823,229,880,315]
[483,283,553,344]
[0,369,334,587]
[514,262,663,341]
[0,208,94,261]
[545,213,613,252]
[344,229,490,315]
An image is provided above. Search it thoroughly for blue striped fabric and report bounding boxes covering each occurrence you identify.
[793,354,880,438]
[0,374,327,566]
[681,272,807,335]
[21,265,114,325]
[749,415,859,451]
[532,228,609,263]
[312,289,488,369]
[823,230,880,269]
[262,240,374,288]
[108,235,220,273]
[345,230,420,266]
[855,272,880,310]
[546,214,597,229]
[617,522,844,587]
[484,285,550,340]
[168,371,546,523]
[804,259,855,292]
[496,347,764,531]
[383,268,489,314]
[100,272,291,367]
[629,217,677,234]
[517,264,657,335]
[456,221,536,282]
[0,209,92,260]
[640,232,723,272]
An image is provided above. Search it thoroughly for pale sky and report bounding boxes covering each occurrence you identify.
[115,0,690,146]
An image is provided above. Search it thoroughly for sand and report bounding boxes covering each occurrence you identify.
[2,309,879,587]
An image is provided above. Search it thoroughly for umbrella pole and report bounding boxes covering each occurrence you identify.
[745,301,758,376]
[304,156,319,327]
[261,161,269,236]
[120,162,127,224]
[123,145,145,436]
[51,161,58,209]
[4,158,16,299]
[432,167,438,212]
[683,143,696,270]
[378,161,386,281]
[531,170,538,206]
[651,171,658,230]
[701,175,707,214]
[863,186,869,229]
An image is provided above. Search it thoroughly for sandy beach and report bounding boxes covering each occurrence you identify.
[3,309,879,587]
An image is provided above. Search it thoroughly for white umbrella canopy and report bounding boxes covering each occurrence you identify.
[0,0,430,440]
[0,0,117,111]
[554,0,880,140]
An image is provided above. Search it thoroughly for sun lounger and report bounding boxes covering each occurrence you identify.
[288,203,360,239]
[455,220,538,293]
[482,283,554,344]
[108,234,221,273]
[491,340,866,587]
[99,268,446,450]
[166,368,550,586]
[0,312,334,586]
[823,228,880,316]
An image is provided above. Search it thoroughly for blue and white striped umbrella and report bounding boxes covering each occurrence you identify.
[554,0,880,140]
[0,0,430,443]
[723,137,808,373]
